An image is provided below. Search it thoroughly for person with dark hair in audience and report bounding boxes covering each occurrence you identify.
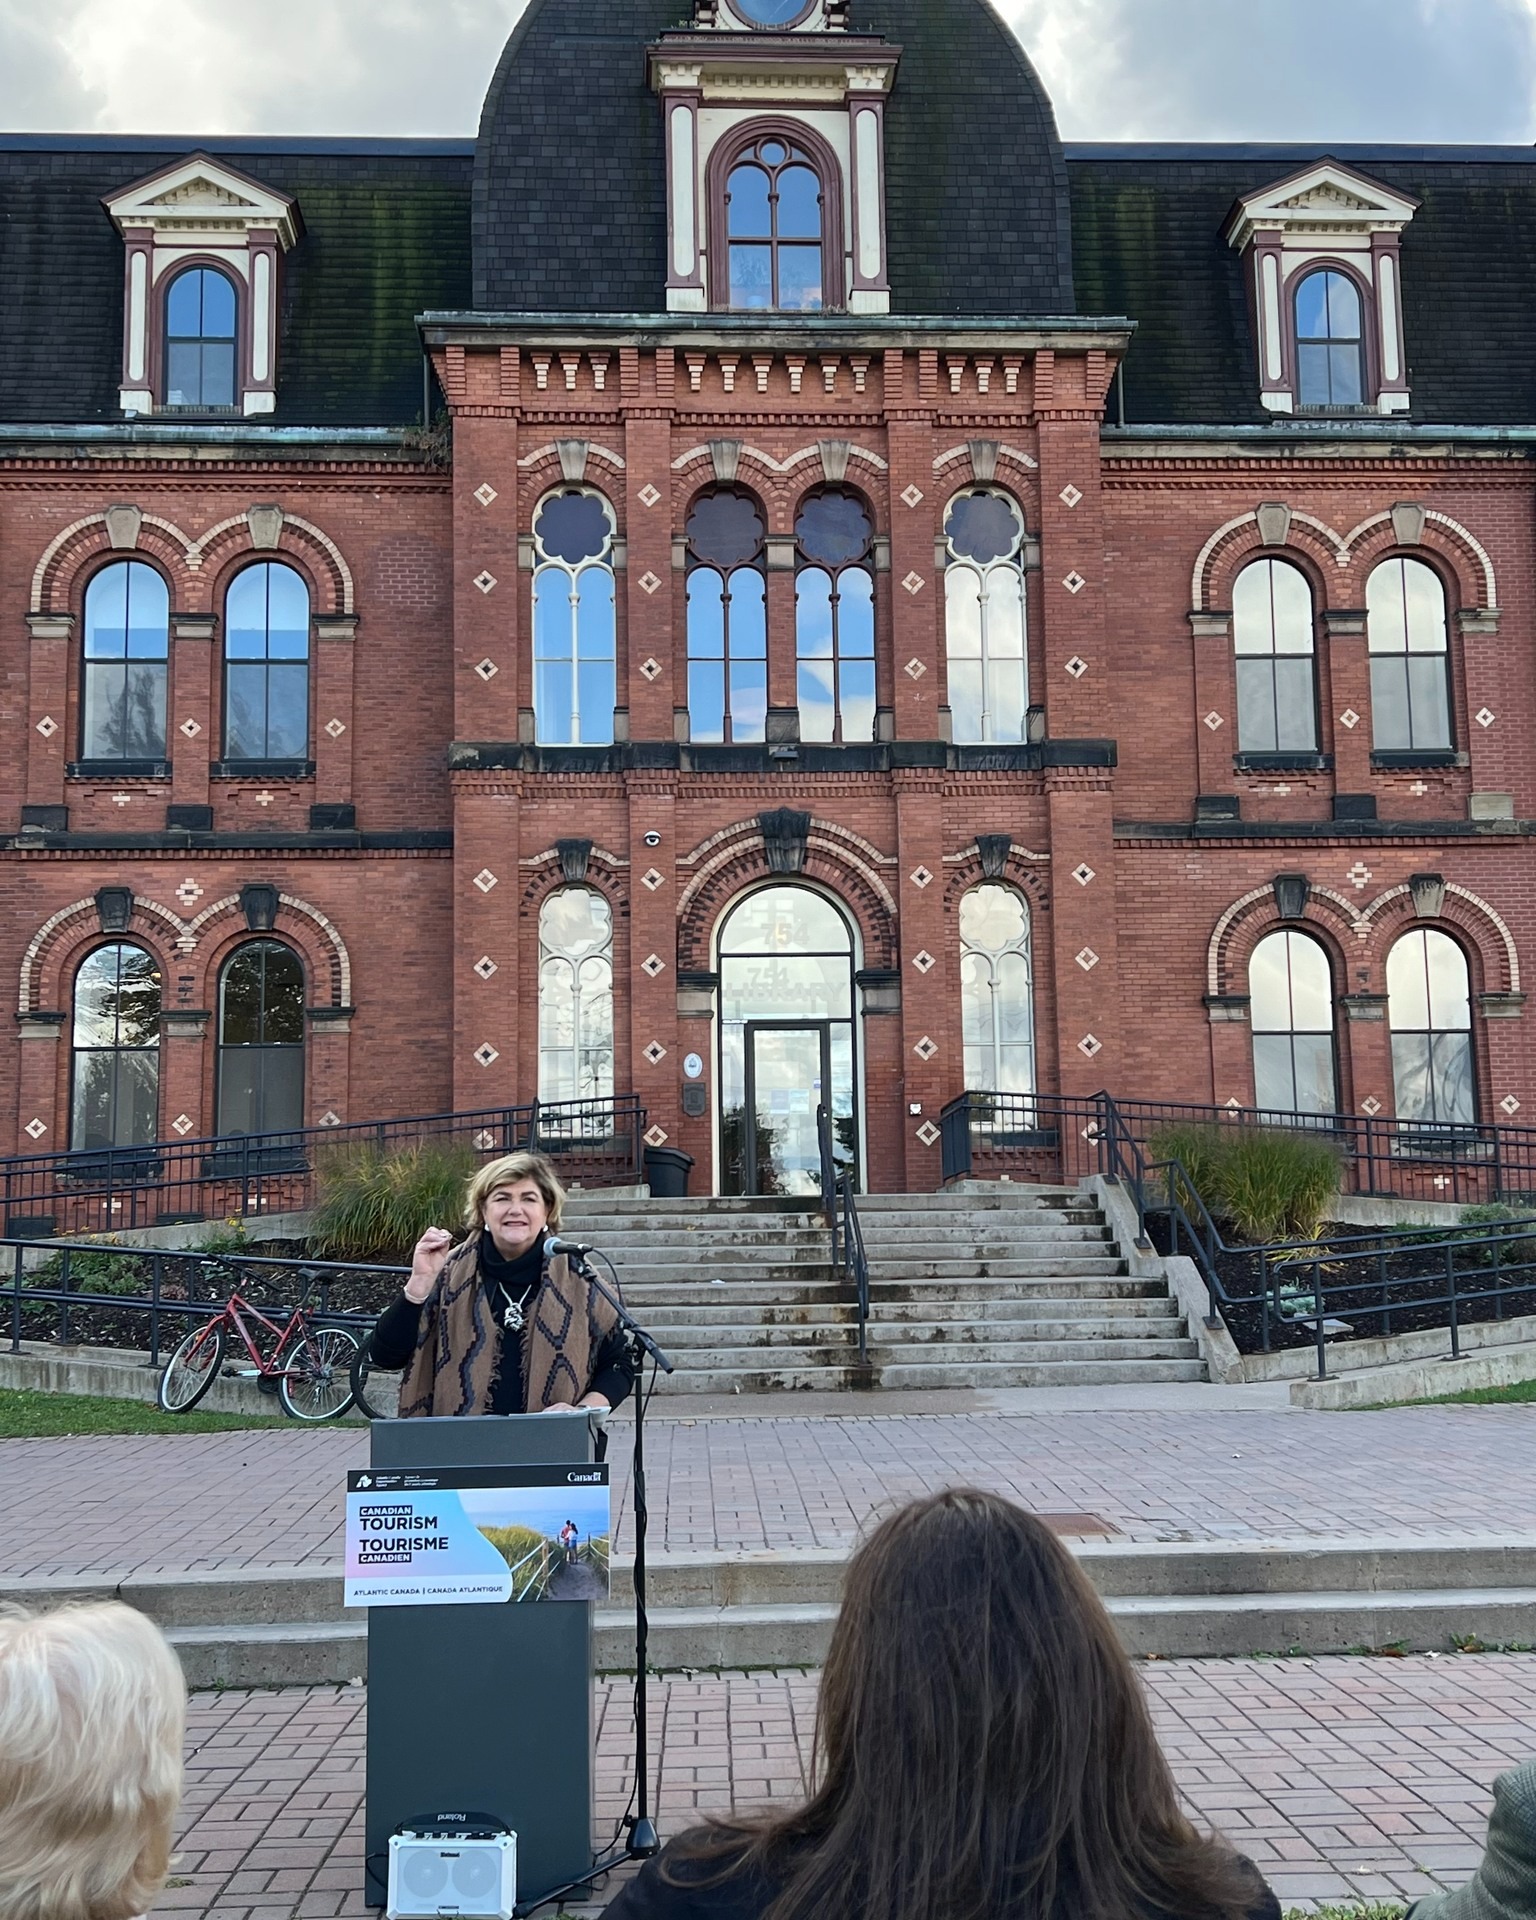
[603,1488,1280,1920]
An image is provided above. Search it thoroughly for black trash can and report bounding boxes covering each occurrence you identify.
[644,1146,695,1198]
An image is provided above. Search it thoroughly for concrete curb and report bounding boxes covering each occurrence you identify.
[1294,1340,1536,1409]
[0,1340,363,1420]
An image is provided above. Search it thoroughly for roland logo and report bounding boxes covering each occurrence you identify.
[433,1812,469,1823]
[567,1470,602,1484]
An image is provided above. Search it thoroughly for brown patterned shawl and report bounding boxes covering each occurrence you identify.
[397,1237,622,1418]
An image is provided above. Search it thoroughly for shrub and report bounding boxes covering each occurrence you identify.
[1147,1122,1228,1218]
[308,1142,478,1264]
[1215,1128,1343,1245]
[1457,1203,1536,1269]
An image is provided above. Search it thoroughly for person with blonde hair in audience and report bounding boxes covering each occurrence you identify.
[0,1602,185,1920]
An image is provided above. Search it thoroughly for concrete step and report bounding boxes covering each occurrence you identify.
[643,1314,1187,1347]
[647,1327,1198,1361]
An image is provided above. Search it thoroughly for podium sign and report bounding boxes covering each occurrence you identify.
[363,1416,604,1911]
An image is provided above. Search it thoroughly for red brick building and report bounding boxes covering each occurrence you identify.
[1,0,1532,1201]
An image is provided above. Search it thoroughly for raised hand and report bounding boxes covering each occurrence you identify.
[405,1227,455,1305]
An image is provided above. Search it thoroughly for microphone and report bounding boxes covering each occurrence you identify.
[543,1233,597,1262]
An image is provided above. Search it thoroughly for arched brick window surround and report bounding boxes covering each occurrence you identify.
[705,117,846,313]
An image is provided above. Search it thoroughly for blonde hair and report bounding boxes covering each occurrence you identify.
[464,1152,566,1233]
[0,1603,186,1920]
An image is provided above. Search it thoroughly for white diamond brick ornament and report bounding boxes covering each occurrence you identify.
[1076,948,1100,972]
[175,879,204,907]
[912,951,936,974]
[475,484,499,508]
[902,572,926,596]
[474,869,499,893]
[916,1121,941,1147]
[910,866,934,889]
[35,716,58,738]
[474,956,498,980]
[1072,864,1096,887]
[474,1129,497,1150]
[179,718,202,739]
[1502,1096,1523,1116]
[475,659,499,682]
[901,485,926,509]
[474,1044,500,1068]
[640,658,663,681]
[639,572,663,596]
[644,1042,668,1066]
[474,572,498,595]
[914,1036,939,1061]
[1361,1097,1384,1117]
[1340,709,1361,730]
[1078,1035,1104,1059]
[172,1114,195,1136]
[642,868,666,892]
[1204,712,1225,731]
[1063,571,1087,595]
[1478,708,1497,729]
[320,1111,343,1129]
[1059,485,1084,509]
[904,659,927,680]
[1066,657,1089,680]
[638,484,662,509]
[325,718,347,738]
[1347,863,1373,890]
[644,1125,670,1149]
[642,954,667,978]
[24,1119,47,1140]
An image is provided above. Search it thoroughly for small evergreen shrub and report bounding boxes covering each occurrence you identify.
[1215,1128,1343,1245]
[308,1142,478,1263]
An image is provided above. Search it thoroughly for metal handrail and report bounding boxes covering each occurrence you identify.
[818,1106,871,1372]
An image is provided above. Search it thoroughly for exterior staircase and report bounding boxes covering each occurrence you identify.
[561,1185,1204,1392]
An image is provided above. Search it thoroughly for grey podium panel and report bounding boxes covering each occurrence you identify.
[364,1416,601,1911]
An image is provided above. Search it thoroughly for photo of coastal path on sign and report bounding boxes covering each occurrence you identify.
[344,1465,611,1609]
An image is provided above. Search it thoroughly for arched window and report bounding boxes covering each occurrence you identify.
[71,944,161,1151]
[1388,929,1475,1128]
[1249,931,1337,1117]
[1233,559,1318,755]
[225,563,311,763]
[945,491,1028,745]
[687,489,767,744]
[725,134,826,312]
[539,890,615,1106]
[164,266,238,410]
[1294,268,1365,409]
[532,490,617,747]
[796,490,876,745]
[1368,557,1452,753]
[217,943,306,1137]
[960,885,1036,1096]
[82,560,170,764]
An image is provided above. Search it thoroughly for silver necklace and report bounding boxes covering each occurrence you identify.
[497,1282,536,1334]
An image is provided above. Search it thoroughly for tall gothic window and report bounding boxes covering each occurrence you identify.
[82,561,170,765]
[538,890,615,1105]
[1294,268,1365,409]
[1249,930,1338,1117]
[532,490,617,747]
[960,886,1036,1096]
[1388,929,1475,1128]
[687,489,768,743]
[164,266,238,410]
[1368,557,1452,753]
[725,134,826,312]
[944,490,1029,745]
[1233,559,1318,755]
[796,489,876,744]
[71,944,161,1151]
[225,563,311,763]
[217,942,306,1137]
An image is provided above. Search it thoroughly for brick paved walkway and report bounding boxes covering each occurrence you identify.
[165,1655,1533,1918]
[5,1403,1536,1579]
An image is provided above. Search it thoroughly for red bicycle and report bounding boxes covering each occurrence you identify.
[157,1266,360,1422]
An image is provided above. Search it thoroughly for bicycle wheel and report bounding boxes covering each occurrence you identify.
[157,1321,227,1413]
[349,1334,404,1422]
[277,1324,360,1422]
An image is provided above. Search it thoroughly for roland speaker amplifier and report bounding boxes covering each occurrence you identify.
[387,1814,516,1920]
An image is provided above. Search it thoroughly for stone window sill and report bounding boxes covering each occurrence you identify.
[68,760,171,780]
[1234,752,1332,773]
[1371,750,1465,771]
[211,760,316,780]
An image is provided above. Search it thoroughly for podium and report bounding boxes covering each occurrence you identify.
[363,1415,600,1912]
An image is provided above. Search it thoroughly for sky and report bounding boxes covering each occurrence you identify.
[0,0,1532,144]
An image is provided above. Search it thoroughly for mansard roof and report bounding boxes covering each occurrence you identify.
[474,0,1075,317]
[1067,143,1536,427]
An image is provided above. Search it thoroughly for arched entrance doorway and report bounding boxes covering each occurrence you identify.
[717,884,860,1196]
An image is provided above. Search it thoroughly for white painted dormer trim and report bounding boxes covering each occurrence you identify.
[1227,159,1420,417]
[103,154,303,418]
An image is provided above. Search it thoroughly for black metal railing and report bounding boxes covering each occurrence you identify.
[818,1105,871,1371]
[5,1241,404,1365]
[0,1096,648,1240]
[940,1089,1536,1209]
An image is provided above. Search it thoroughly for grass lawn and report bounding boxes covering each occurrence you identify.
[1362,1379,1536,1409]
[0,1387,283,1437]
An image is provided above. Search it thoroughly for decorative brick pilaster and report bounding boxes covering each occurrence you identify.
[627,780,681,1158]
[1046,775,1121,1096]
[625,398,676,740]
[452,779,523,1112]
[25,614,72,811]
[158,1010,210,1143]
[453,401,523,746]
[313,616,359,811]
[885,385,940,743]
[169,616,215,814]
[894,776,944,1188]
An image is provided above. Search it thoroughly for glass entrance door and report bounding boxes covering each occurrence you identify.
[742,1022,831,1197]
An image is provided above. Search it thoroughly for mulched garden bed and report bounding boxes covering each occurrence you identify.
[1149,1214,1536,1356]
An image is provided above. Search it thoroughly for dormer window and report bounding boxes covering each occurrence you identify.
[104,153,302,418]
[1227,160,1418,416]
[725,135,827,311]
[731,0,820,23]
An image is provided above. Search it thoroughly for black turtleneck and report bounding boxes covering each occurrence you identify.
[369,1231,635,1414]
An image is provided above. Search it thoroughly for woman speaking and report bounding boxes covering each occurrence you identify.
[368,1152,635,1417]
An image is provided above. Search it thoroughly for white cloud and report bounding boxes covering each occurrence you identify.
[0,0,1530,141]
